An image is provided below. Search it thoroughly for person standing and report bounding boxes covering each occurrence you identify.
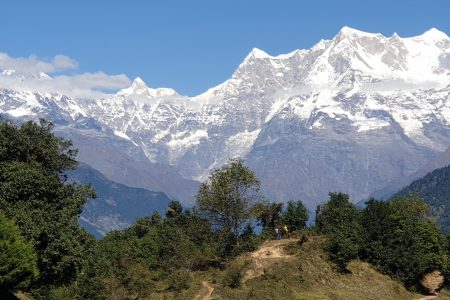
[275,224,282,240]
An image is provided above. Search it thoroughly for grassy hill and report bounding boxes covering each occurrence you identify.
[142,233,444,300]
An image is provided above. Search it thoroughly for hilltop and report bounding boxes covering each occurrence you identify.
[143,234,445,300]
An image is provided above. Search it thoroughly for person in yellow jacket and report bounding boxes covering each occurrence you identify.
[283,224,288,237]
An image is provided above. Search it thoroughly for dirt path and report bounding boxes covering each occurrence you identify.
[243,238,296,282]
[415,296,437,300]
[195,281,214,300]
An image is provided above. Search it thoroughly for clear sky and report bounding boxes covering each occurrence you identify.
[1,0,449,96]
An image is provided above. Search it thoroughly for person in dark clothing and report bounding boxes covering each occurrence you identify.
[275,224,282,240]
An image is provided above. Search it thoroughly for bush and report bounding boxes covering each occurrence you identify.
[167,269,190,292]
[223,266,242,288]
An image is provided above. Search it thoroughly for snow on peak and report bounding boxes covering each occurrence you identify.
[117,77,177,99]
[0,69,52,80]
[336,26,381,39]
[248,48,270,59]
[131,77,149,90]
[390,32,401,39]
[117,77,150,96]
[417,28,449,42]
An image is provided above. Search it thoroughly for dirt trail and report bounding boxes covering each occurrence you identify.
[195,281,214,300]
[415,296,437,300]
[243,238,296,282]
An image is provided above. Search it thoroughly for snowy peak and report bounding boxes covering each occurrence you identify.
[416,28,449,42]
[248,48,270,59]
[0,68,52,81]
[239,48,272,66]
[117,77,177,98]
[131,77,148,90]
[126,77,150,95]
[336,26,381,39]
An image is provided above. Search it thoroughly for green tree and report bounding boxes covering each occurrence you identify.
[360,199,391,267]
[0,213,39,293]
[196,158,261,249]
[361,196,445,287]
[254,200,283,230]
[166,200,183,219]
[316,192,363,271]
[0,120,95,289]
[281,200,308,231]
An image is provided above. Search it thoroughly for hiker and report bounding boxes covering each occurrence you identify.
[275,224,282,240]
[283,224,288,237]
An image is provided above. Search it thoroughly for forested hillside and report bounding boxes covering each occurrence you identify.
[67,163,171,238]
[395,165,450,232]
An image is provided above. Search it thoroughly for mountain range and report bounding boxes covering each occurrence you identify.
[1,26,450,218]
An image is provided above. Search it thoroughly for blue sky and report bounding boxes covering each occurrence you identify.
[1,0,449,96]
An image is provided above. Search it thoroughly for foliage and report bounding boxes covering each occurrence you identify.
[223,264,243,288]
[234,224,260,254]
[253,200,283,230]
[0,213,39,292]
[361,196,446,288]
[0,120,95,290]
[68,204,222,298]
[395,165,450,232]
[316,192,363,271]
[360,199,391,267]
[196,158,262,252]
[2,117,446,296]
[281,200,309,231]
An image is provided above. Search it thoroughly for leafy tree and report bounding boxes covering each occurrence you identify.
[281,200,308,231]
[361,197,445,287]
[316,192,363,271]
[361,196,445,287]
[0,120,95,289]
[254,200,283,230]
[360,199,391,266]
[166,200,183,219]
[0,213,39,293]
[196,158,261,248]
[150,211,163,225]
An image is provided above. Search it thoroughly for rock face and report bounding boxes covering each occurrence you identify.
[420,270,444,294]
[1,27,450,208]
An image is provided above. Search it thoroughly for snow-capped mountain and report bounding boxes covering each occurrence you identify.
[1,27,450,208]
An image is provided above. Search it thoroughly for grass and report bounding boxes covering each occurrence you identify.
[44,232,447,299]
[207,234,417,300]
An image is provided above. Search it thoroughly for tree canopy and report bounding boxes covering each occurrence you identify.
[361,196,445,287]
[0,213,39,293]
[196,158,261,238]
[316,192,363,271]
[0,119,94,290]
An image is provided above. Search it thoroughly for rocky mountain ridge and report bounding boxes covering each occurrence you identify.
[1,27,450,207]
